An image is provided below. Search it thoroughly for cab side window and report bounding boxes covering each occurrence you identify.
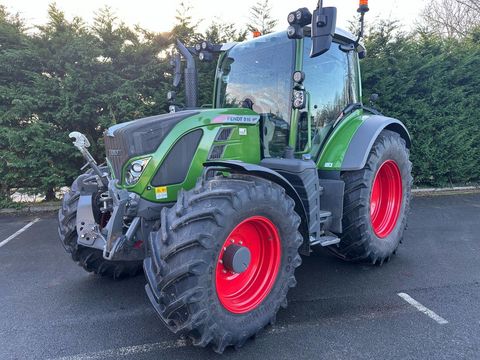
[302,38,358,153]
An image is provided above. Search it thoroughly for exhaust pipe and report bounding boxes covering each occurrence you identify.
[176,40,198,108]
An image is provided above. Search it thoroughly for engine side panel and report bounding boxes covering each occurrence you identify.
[118,108,262,203]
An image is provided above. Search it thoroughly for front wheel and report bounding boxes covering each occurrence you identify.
[57,171,143,279]
[328,130,413,264]
[144,174,302,353]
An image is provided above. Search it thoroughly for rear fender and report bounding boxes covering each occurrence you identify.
[341,115,411,171]
[317,114,410,171]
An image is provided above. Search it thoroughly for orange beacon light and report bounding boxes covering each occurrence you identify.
[358,0,369,13]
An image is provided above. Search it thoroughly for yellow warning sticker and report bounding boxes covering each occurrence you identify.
[155,186,168,200]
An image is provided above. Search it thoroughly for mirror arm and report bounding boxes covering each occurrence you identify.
[354,12,365,48]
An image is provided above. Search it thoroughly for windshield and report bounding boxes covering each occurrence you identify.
[215,32,294,157]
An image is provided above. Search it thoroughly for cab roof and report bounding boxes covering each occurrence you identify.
[220,28,364,53]
[335,28,356,43]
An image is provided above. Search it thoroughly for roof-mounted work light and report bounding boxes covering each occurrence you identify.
[287,7,313,39]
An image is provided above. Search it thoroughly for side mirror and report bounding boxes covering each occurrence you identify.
[310,6,337,58]
[167,91,176,102]
[369,93,379,106]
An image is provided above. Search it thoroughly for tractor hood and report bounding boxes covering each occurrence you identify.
[104,110,199,179]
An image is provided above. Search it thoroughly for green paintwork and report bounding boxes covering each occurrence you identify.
[288,38,305,150]
[316,109,364,170]
[119,107,261,202]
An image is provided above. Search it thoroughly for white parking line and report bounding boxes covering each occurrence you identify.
[398,292,449,324]
[0,218,40,249]
[49,339,188,360]
[49,325,289,360]
[48,292,449,360]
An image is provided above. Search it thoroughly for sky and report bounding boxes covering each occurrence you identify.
[1,0,427,33]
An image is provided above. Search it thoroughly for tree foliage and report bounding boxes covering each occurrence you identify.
[421,0,480,38]
[0,4,174,202]
[0,3,250,205]
[247,0,278,35]
[1,2,480,206]
[362,20,480,186]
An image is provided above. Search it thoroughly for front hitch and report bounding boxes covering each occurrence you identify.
[69,131,108,187]
[69,132,143,261]
[75,177,143,261]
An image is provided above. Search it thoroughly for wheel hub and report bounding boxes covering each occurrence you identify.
[222,244,251,274]
[370,160,403,238]
[215,216,282,314]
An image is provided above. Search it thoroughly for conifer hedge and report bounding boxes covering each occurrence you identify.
[1,6,479,206]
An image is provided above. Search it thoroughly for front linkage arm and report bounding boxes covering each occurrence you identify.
[69,131,108,187]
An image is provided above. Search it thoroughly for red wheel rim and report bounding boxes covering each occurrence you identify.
[370,160,403,238]
[215,216,281,314]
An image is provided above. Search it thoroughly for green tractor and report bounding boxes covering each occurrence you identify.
[58,0,412,353]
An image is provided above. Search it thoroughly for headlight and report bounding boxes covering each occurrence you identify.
[125,158,150,186]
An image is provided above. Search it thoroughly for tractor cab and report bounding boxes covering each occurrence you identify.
[214,28,365,159]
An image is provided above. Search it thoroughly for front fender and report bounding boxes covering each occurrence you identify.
[203,160,310,249]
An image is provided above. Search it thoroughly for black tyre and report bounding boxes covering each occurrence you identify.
[57,172,142,279]
[328,130,412,264]
[144,174,302,353]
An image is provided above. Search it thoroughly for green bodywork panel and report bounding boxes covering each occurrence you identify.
[316,109,364,170]
[119,108,261,203]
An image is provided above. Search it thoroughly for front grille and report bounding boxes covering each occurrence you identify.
[103,110,200,183]
[215,127,233,141]
[104,134,129,180]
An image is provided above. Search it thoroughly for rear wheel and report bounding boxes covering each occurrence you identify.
[57,172,142,279]
[144,174,302,353]
[328,130,412,264]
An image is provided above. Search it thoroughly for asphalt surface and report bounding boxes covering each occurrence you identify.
[1,193,479,360]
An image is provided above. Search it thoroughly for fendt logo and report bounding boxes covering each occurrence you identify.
[108,149,122,156]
